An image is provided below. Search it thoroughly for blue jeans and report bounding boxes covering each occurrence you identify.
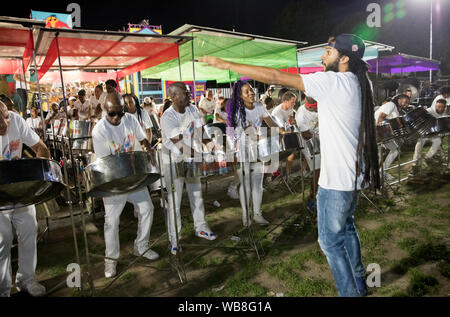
[316,186,365,297]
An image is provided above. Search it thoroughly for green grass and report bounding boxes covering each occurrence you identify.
[405,268,439,297]
[391,242,450,275]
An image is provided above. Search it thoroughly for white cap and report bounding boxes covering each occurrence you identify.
[143,97,151,104]
[69,96,77,101]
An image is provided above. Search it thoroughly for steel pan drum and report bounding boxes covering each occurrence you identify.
[403,107,435,137]
[0,158,66,211]
[425,116,450,137]
[387,117,412,138]
[204,123,227,139]
[71,120,93,150]
[84,151,160,198]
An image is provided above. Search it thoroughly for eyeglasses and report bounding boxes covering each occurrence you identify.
[107,111,125,118]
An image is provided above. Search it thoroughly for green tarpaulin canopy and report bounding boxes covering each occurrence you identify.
[141,25,306,83]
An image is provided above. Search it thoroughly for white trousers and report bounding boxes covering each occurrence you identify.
[413,136,442,163]
[237,162,264,223]
[102,189,154,261]
[382,141,399,170]
[0,205,37,296]
[163,164,208,246]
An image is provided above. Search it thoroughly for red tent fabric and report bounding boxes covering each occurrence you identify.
[35,28,188,81]
[0,27,34,74]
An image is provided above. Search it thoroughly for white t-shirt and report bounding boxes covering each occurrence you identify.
[213,107,227,123]
[234,102,271,162]
[295,105,319,133]
[92,113,146,159]
[199,97,216,115]
[302,71,364,191]
[374,101,399,123]
[160,105,204,161]
[130,110,153,130]
[26,117,43,130]
[73,99,91,120]
[1,111,40,160]
[271,104,294,127]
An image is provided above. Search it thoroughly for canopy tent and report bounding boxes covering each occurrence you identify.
[366,53,440,74]
[0,17,44,75]
[34,27,191,81]
[38,70,117,84]
[141,24,307,83]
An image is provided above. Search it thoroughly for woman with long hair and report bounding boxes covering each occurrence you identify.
[226,80,280,226]
[123,93,153,143]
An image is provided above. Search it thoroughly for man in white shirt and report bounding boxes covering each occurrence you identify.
[374,94,410,180]
[73,90,90,121]
[411,99,448,172]
[0,101,50,297]
[200,33,381,297]
[198,90,216,124]
[90,84,106,119]
[295,96,320,204]
[92,92,159,279]
[430,86,450,110]
[161,82,217,255]
[271,91,297,175]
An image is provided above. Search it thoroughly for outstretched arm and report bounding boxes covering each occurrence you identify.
[199,56,305,92]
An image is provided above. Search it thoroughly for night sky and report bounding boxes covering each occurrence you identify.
[4,0,450,60]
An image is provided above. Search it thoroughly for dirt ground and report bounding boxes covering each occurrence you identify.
[8,138,450,297]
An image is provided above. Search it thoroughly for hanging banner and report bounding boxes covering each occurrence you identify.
[165,80,206,102]
[31,10,72,29]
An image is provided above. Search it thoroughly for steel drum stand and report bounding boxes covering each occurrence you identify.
[167,151,187,284]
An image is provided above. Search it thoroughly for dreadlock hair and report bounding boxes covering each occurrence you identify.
[123,93,143,124]
[337,49,380,190]
[226,80,248,128]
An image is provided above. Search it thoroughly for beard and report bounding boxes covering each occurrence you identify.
[324,59,340,72]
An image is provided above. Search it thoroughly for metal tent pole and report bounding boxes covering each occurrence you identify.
[191,38,198,108]
[54,33,84,293]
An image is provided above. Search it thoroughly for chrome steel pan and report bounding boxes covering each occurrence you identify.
[84,151,160,198]
[0,158,66,211]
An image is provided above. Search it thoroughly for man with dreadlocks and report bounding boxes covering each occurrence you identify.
[200,33,380,297]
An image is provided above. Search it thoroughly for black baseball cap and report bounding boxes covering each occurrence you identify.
[327,34,365,60]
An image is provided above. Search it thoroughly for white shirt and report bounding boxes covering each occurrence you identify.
[130,110,153,130]
[160,105,204,161]
[73,99,91,120]
[295,105,319,133]
[302,71,364,191]
[271,104,294,127]
[374,101,399,123]
[234,102,270,162]
[213,107,227,123]
[92,113,146,159]
[1,111,40,160]
[26,117,43,130]
[199,97,216,115]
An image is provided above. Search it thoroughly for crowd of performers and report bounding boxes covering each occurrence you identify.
[1,33,449,297]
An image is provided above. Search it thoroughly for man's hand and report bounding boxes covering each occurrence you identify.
[199,56,230,70]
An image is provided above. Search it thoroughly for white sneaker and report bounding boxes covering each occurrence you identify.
[105,260,117,278]
[17,280,46,297]
[169,244,182,255]
[196,229,217,241]
[227,187,239,200]
[242,215,252,227]
[254,213,269,225]
[383,172,395,181]
[134,247,159,261]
